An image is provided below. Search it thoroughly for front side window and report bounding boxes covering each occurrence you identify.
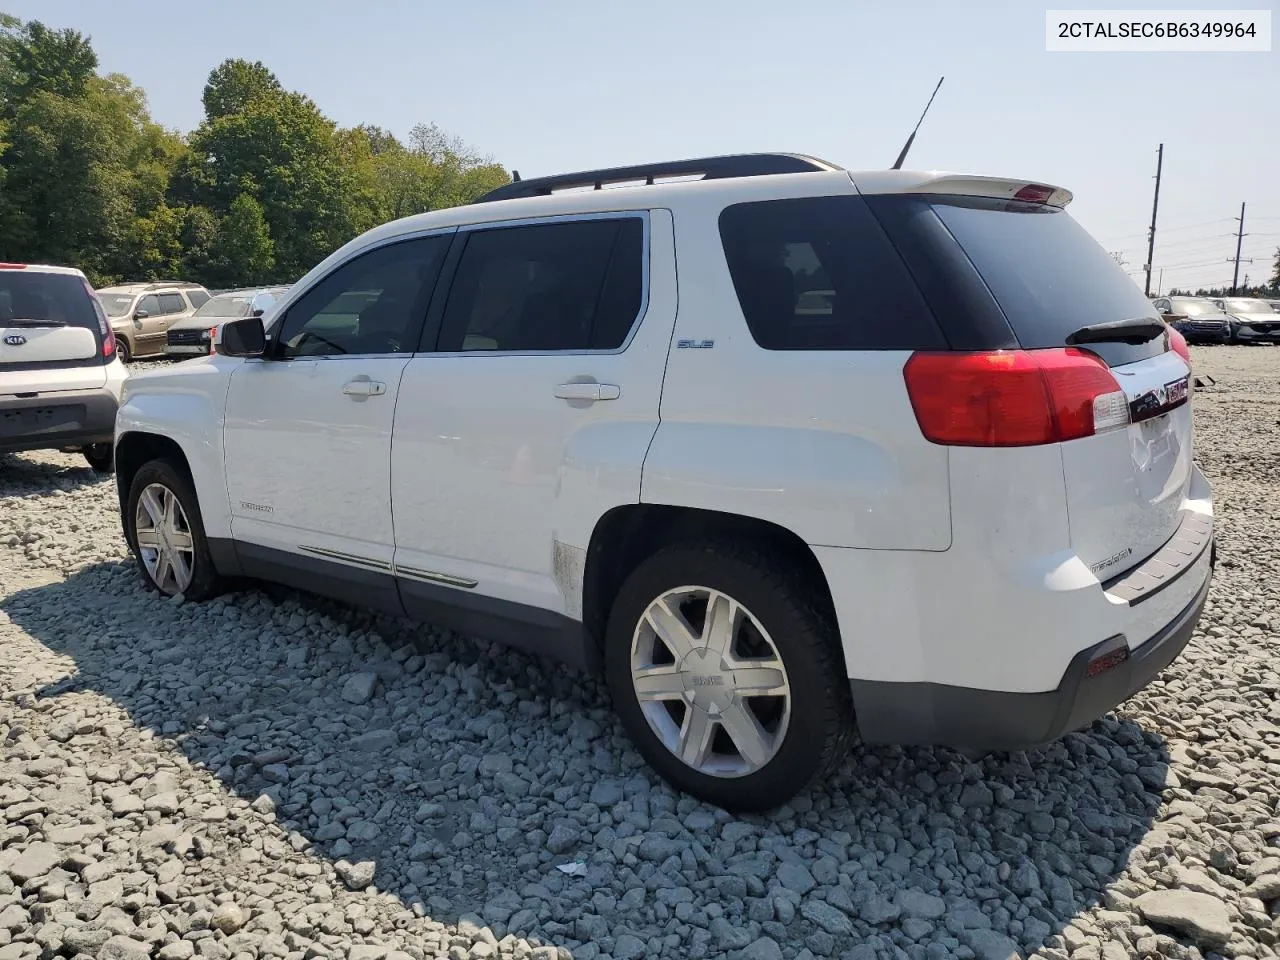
[719,196,944,351]
[274,235,450,358]
[436,217,645,353]
[136,294,161,317]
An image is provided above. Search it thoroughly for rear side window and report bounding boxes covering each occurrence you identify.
[437,217,645,353]
[929,197,1164,366]
[0,271,99,331]
[159,293,187,314]
[718,196,945,351]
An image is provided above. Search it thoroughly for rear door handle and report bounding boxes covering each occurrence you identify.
[343,378,386,398]
[555,382,620,402]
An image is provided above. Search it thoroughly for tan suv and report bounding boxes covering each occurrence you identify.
[95,282,211,362]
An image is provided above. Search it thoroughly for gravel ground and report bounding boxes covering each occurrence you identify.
[1,346,1278,960]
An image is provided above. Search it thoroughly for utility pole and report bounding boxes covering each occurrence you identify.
[1157,268,1164,296]
[1144,143,1163,297]
[1231,202,1246,295]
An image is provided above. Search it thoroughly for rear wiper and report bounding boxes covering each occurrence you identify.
[1065,317,1165,346]
[3,318,69,328]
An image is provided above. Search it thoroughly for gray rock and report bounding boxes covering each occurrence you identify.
[157,942,195,960]
[210,902,248,934]
[63,928,113,954]
[961,929,1022,960]
[799,899,853,936]
[1135,889,1232,947]
[776,862,816,895]
[350,729,398,751]
[1245,873,1280,901]
[340,672,378,704]
[546,825,578,855]
[99,936,153,960]
[861,895,900,925]
[743,937,784,960]
[959,783,994,808]
[334,859,376,890]
[612,935,646,960]
[5,842,60,883]
[898,889,945,920]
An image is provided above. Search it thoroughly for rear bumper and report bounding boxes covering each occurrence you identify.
[849,525,1213,752]
[0,387,118,453]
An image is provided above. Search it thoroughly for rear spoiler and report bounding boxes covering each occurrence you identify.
[864,173,1073,208]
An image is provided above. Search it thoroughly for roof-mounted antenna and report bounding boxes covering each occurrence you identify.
[891,76,944,171]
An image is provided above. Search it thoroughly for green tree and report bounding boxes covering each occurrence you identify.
[211,193,275,286]
[1272,247,1279,289]
[201,58,281,120]
[182,62,369,280]
[0,17,96,110]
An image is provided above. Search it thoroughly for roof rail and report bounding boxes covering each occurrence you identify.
[144,280,197,290]
[472,153,842,204]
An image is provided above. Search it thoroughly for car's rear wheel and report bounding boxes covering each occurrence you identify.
[124,460,221,601]
[604,541,853,812]
[83,443,114,474]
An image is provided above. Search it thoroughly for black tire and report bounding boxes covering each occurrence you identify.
[604,541,854,812]
[116,337,132,363]
[83,443,114,474]
[123,459,222,601]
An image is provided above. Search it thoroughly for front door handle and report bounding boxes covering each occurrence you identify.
[343,378,386,398]
[555,382,620,402]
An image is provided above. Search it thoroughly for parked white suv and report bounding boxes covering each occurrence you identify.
[115,154,1214,810]
[1,263,126,472]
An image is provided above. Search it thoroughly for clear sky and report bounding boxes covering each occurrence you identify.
[11,0,1278,292]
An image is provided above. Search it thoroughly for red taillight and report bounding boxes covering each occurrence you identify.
[903,348,1130,447]
[0,263,29,269]
[1013,184,1055,204]
[102,326,116,358]
[1167,326,1191,366]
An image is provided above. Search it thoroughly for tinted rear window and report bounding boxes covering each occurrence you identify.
[719,196,946,351]
[0,271,98,330]
[930,197,1164,366]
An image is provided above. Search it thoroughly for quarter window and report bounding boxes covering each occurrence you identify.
[186,289,211,309]
[436,217,645,353]
[274,236,450,358]
[719,196,945,351]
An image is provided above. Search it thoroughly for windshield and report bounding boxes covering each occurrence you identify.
[1172,300,1221,316]
[194,297,252,318]
[1222,299,1274,314]
[929,197,1162,366]
[1,271,99,329]
[97,292,136,317]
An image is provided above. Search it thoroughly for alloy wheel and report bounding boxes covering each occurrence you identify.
[629,585,791,778]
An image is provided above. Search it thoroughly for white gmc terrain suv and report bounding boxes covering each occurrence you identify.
[115,154,1214,811]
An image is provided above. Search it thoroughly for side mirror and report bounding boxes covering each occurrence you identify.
[134,309,150,320]
[216,316,267,358]
[250,307,265,318]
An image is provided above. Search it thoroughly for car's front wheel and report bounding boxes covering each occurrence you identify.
[123,459,221,601]
[604,541,854,812]
[116,337,132,363]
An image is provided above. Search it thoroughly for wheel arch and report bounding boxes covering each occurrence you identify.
[114,431,195,515]
[581,503,841,664]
